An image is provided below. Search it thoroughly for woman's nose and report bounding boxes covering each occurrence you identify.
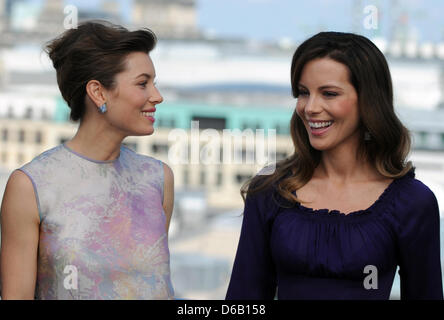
[150,86,163,104]
[304,95,322,115]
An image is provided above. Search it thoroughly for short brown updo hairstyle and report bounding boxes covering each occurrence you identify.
[45,20,157,122]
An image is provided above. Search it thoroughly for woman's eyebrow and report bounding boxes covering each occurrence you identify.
[134,73,154,79]
[298,83,343,90]
[319,85,342,90]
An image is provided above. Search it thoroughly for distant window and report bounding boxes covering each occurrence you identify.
[35,131,42,144]
[192,116,226,130]
[276,152,287,160]
[418,131,428,147]
[1,152,7,163]
[241,149,255,162]
[183,169,189,186]
[200,170,206,185]
[17,153,24,163]
[216,171,223,186]
[18,129,25,143]
[25,107,33,119]
[7,106,14,119]
[41,109,50,121]
[1,128,7,141]
[440,133,444,148]
[59,137,69,144]
[151,143,168,154]
[235,173,251,185]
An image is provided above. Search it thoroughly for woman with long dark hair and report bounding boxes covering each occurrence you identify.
[0,21,174,299]
[226,31,443,300]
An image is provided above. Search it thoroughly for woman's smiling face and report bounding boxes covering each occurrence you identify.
[104,51,163,137]
[296,57,361,153]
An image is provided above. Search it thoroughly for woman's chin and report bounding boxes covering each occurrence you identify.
[142,129,155,136]
[309,140,332,151]
[130,128,155,137]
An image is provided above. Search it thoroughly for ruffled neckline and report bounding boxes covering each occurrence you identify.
[295,168,415,219]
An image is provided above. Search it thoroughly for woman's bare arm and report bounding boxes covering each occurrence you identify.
[162,163,174,234]
[0,170,40,299]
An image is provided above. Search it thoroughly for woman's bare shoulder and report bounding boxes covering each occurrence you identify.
[1,169,40,224]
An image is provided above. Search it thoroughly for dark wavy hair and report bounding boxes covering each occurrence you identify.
[44,20,157,122]
[242,31,413,205]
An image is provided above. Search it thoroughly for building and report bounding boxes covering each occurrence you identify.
[131,0,199,39]
[2,97,444,212]
[0,0,122,47]
[0,100,293,210]
[1,28,444,211]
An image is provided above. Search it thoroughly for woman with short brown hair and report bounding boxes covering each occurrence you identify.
[0,20,175,299]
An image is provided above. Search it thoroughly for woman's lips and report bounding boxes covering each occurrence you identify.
[309,122,333,136]
[141,112,155,123]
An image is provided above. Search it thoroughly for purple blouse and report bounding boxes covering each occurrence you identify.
[226,168,443,300]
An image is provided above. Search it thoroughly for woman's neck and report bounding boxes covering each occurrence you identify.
[65,117,124,162]
[315,138,379,185]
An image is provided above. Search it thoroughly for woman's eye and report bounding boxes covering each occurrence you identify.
[298,90,308,96]
[323,91,338,97]
[139,82,147,88]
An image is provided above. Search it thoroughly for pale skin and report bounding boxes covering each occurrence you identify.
[0,52,174,299]
[295,57,394,214]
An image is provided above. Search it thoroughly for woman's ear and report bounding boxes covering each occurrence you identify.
[85,80,106,107]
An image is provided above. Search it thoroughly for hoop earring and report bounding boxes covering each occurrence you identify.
[98,103,107,114]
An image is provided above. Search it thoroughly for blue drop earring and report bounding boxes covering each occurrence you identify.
[98,103,107,114]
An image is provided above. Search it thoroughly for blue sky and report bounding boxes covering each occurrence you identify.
[196,0,444,43]
[27,0,444,43]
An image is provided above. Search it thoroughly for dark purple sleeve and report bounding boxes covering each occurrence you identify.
[397,184,443,300]
[225,191,277,300]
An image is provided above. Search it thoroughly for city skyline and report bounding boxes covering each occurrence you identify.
[11,0,444,43]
